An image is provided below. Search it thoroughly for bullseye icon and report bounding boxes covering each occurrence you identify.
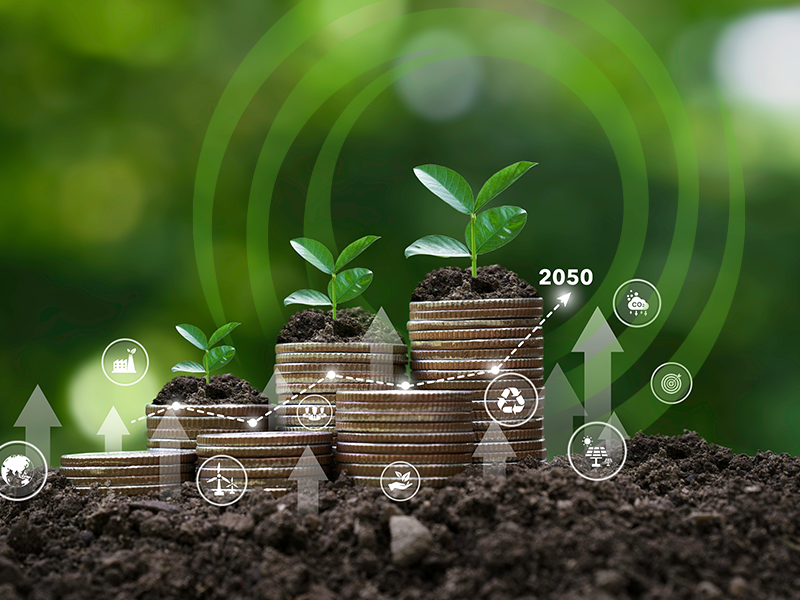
[660,372,682,394]
[651,363,693,405]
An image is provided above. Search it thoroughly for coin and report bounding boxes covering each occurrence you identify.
[276,381,398,391]
[473,418,544,430]
[73,484,185,496]
[336,441,473,454]
[409,328,539,341]
[410,347,544,360]
[275,361,406,373]
[343,475,452,488]
[64,474,192,486]
[196,431,333,446]
[147,440,197,449]
[411,358,543,370]
[143,404,270,417]
[336,390,473,402]
[334,452,473,464]
[336,401,471,413]
[145,428,265,439]
[276,342,407,354]
[475,439,545,452]
[412,368,544,381]
[275,352,407,364]
[232,455,333,468]
[59,464,195,477]
[335,421,474,433]
[483,428,543,441]
[407,319,540,332]
[336,411,471,423]
[410,337,543,350]
[60,450,196,467]
[336,463,470,477]
[336,431,475,444]
[409,307,543,320]
[409,298,542,311]
[196,444,331,458]
[146,415,268,429]
[209,465,331,478]
[417,379,544,391]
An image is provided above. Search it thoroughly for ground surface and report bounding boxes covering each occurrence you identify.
[276,307,379,344]
[411,265,539,301]
[152,374,266,405]
[1,432,798,600]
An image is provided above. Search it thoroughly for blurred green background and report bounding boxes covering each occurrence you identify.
[1,0,797,464]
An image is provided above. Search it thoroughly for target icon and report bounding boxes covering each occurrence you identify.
[660,373,682,394]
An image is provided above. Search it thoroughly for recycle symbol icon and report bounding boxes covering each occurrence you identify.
[496,387,525,415]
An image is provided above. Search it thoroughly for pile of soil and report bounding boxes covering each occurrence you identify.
[411,265,539,301]
[277,307,377,344]
[153,374,265,405]
[2,432,798,599]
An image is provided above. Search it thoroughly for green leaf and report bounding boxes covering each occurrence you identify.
[413,165,473,214]
[329,268,373,304]
[204,346,236,373]
[208,322,241,348]
[289,238,335,274]
[404,235,471,258]
[283,289,332,306]
[175,324,208,350]
[334,235,380,272]
[475,161,537,212]
[171,361,205,374]
[470,206,527,254]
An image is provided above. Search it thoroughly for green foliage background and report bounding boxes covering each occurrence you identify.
[0,0,795,461]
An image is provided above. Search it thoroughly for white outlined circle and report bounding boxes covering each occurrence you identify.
[650,362,693,405]
[0,441,48,502]
[612,279,662,328]
[101,338,149,386]
[380,461,421,502]
[297,395,334,430]
[567,422,627,482]
[196,454,248,506]
[483,372,540,427]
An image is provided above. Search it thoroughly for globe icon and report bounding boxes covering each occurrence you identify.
[2,454,34,488]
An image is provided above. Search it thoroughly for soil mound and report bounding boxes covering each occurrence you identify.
[153,374,264,405]
[411,265,538,301]
[277,307,375,344]
[2,432,798,599]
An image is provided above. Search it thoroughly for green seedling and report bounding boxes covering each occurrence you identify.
[284,236,380,320]
[171,322,241,384]
[405,162,537,277]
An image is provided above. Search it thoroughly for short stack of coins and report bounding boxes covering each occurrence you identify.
[273,342,408,447]
[195,431,333,497]
[60,450,196,495]
[335,390,474,487]
[146,403,269,450]
[407,298,546,462]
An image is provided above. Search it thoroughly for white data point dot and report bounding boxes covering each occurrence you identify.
[490,365,500,374]
[248,418,258,428]
[326,370,336,380]
[171,401,181,410]
[400,381,411,390]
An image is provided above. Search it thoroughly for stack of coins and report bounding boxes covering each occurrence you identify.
[274,342,408,444]
[60,450,196,495]
[335,390,474,488]
[146,404,269,450]
[407,298,546,462]
[195,431,333,497]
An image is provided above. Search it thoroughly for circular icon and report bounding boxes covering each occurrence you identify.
[651,362,693,405]
[380,461,421,502]
[196,455,248,506]
[101,338,149,386]
[483,372,540,427]
[0,441,48,502]
[297,395,334,430]
[612,279,662,328]
[567,422,627,482]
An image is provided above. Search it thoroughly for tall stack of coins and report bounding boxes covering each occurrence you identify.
[273,342,408,444]
[146,404,269,450]
[335,390,474,488]
[407,298,546,463]
[60,450,196,495]
[195,431,333,497]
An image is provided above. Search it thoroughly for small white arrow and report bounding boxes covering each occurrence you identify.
[14,385,62,466]
[289,446,329,516]
[97,407,130,452]
[558,292,572,307]
[473,423,516,479]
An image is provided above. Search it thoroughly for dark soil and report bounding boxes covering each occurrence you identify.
[277,307,377,344]
[2,432,799,599]
[411,265,539,301]
[153,374,265,405]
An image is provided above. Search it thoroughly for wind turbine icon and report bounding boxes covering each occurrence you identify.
[206,461,238,497]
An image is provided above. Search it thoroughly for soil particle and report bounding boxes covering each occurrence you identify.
[410,265,539,301]
[389,515,432,566]
[3,432,800,599]
[276,307,376,344]
[153,374,264,406]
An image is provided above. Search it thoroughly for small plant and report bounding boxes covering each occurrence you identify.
[171,322,241,384]
[284,236,380,319]
[405,162,537,277]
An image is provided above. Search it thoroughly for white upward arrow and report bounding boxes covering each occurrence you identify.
[14,385,61,466]
[97,407,130,452]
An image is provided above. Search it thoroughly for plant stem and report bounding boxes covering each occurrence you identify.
[470,213,477,278]
[330,273,337,320]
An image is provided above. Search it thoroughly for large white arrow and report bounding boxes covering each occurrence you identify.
[14,385,61,466]
[544,364,587,460]
[473,423,516,479]
[573,308,623,420]
[289,446,329,516]
[97,406,130,452]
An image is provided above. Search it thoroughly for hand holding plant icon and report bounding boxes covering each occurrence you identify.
[388,470,413,491]
[284,236,380,319]
[171,322,241,384]
[405,162,537,277]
